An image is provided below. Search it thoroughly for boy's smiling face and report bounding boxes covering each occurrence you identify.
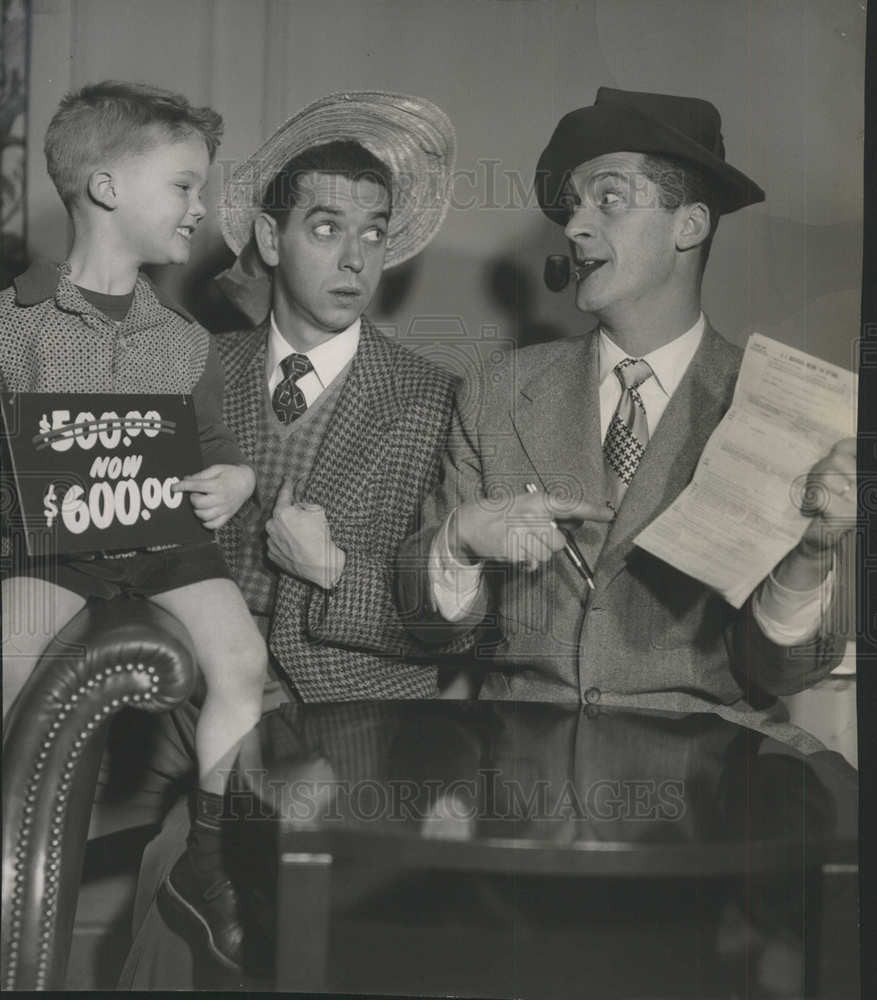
[112,131,210,266]
[255,171,390,350]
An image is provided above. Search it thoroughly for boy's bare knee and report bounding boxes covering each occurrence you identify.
[209,632,267,697]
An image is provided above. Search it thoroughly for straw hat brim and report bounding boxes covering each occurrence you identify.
[218,91,456,269]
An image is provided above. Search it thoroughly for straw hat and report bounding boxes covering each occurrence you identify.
[218,90,456,268]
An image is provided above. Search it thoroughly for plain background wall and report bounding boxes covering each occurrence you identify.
[26,0,864,371]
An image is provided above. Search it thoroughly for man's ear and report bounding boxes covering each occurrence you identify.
[253,213,280,267]
[676,202,711,252]
[676,202,711,251]
[87,169,118,210]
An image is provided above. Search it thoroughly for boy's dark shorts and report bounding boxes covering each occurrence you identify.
[3,541,233,600]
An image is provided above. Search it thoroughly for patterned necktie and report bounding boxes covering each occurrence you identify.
[603,357,654,505]
[272,353,314,425]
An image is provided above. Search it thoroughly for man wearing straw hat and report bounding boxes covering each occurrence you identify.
[120,92,460,981]
[211,91,460,705]
[400,87,855,710]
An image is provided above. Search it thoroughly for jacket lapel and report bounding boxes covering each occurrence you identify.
[304,317,400,534]
[597,324,741,585]
[510,330,608,568]
[511,332,604,499]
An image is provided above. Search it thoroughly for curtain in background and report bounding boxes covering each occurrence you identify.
[1,0,29,288]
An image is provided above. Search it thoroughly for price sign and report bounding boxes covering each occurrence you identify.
[1,393,211,556]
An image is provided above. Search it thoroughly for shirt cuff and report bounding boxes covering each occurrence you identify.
[751,561,835,646]
[428,509,485,623]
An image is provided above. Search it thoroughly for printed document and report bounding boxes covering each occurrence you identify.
[635,334,857,608]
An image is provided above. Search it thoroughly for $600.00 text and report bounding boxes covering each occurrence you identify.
[42,476,183,534]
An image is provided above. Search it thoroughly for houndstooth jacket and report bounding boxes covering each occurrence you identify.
[215,316,458,701]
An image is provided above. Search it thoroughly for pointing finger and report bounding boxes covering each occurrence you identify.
[547,495,615,525]
[174,477,214,494]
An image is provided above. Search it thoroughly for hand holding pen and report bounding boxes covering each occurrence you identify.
[445,486,613,584]
[524,483,597,590]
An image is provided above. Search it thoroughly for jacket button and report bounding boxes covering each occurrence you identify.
[585,686,601,704]
[585,703,600,719]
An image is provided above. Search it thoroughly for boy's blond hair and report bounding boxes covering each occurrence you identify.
[44,80,223,209]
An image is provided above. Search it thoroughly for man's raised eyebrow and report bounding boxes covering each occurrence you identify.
[303,204,390,223]
[303,203,344,220]
[590,169,630,184]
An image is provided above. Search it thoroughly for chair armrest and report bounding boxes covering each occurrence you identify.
[2,596,197,991]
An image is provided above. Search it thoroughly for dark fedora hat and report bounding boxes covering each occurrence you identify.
[535,87,765,224]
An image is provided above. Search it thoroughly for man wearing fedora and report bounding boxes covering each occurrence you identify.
[399,87,855,709]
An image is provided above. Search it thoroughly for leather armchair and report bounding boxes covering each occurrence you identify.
[2,596,197,991]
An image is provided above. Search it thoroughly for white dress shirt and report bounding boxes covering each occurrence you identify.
[597,316,704,440]
[430,314,831,645]
[267,312,360,404]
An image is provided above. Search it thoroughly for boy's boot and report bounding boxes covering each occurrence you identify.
[162,788,246,970]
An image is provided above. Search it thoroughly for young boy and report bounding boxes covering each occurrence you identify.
[0,81,266,969]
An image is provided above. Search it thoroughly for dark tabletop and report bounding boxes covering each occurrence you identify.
[228,700,858,877]
[203,701,861,996]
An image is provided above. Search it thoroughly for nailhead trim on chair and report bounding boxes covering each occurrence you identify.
[2,598,196,992]
[4,663,160,990]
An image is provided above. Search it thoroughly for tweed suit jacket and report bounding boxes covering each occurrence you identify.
[399,323,845,709]
[216,316,458,701]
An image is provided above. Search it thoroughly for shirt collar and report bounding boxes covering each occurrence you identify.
[12,258,194,322]
[598,312,706,397]
[267,312,361,388]
[12,258,62,305]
